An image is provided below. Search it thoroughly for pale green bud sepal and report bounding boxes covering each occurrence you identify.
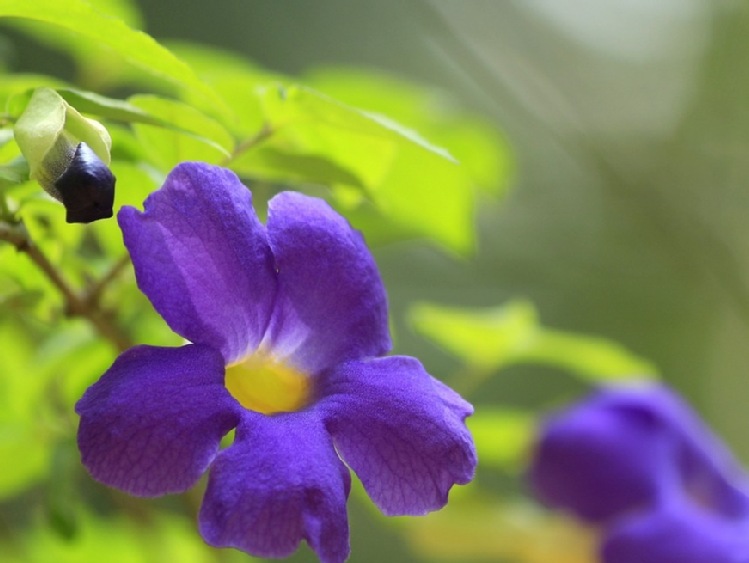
[14,88,115,223]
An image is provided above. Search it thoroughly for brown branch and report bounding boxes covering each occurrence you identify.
[83,252,131,307]
[0,221,132,352]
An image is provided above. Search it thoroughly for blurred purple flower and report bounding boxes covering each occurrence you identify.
[529,384,749,563]
[75,162,476,563]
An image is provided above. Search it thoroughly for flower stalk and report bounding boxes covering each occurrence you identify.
[0,220,131,352]
[220,123,274,166]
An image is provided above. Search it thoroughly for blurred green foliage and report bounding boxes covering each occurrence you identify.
[410,300,656,383]
[0,1,666,562]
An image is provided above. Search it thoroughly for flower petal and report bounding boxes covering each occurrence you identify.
[264,192,390,374]
[199,411,350,563]
[528,387,675,523]
[318,356,476,516]
[76,344,239,496]
[528,384,749,523]
[642,386,749,518]
[119,162,277,362]
[603,507,749,563]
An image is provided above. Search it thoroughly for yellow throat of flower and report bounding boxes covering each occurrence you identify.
[225,351,311,415]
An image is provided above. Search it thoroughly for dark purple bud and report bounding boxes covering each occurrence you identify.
[54,142,115,224]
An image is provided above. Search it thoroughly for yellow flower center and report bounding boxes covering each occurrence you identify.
[224,351,310,415]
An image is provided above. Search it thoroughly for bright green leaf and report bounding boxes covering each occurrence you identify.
[129,95,234,152]
[245,85,398,185]
[19,511,221,563]
[373,137,474,252]
[7,2,195,100]
[128,95,234,170]
[34,325,115,409]
[0,129,14,148]
[307,68,513,196]
[0,130,24,189]
[404,498,597,563]
[234,84,474,251]
[521,329,659,382]
[468,408,536,471]
[6,0,144,93]
[57,89,165,126]
[0,157,28,185]
[0,324,53,498]
[0,75,66,117]
[0,0,226,114]
[410,300,539,369]
[0,425,51,498]
[410,300,657,383]
[165,41,280,137]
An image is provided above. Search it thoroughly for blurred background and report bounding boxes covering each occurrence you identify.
[3,0,749,561]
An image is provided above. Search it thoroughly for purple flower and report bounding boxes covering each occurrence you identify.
[602,504,749,563]
[528,384,749,563]
[75,162,476,562]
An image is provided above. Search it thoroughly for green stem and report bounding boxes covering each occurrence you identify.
[83,252,131,307]
[221,123,274,167]
[0,194,10,221]
[0,220,132,352]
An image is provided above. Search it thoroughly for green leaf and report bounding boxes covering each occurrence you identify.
[410,300,657,383]
[0,424,51,498]
[0,75,66,117]
[0,130,14,147]
[307,68,513,196]
[468,408,535,471]
[57,88,165,126]
[239,148,365,187]
[0,0,226,113]
[6,0,144,92]
[21,511,220,563]
[520,329,658,382]
[0,130,24,184]
[128,95,234,170]
[411,300,538,369]
[234,84,474,252]
[372,135,473,252]
[33,325,115,409]
[0,324,53,498]
[0,157,29,185]
[165,41,280,136]
[233,85,394,184]
[404,498,597,563]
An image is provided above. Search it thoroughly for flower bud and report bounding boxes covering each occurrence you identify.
[14,88,116,223]
[55,142,115,223]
